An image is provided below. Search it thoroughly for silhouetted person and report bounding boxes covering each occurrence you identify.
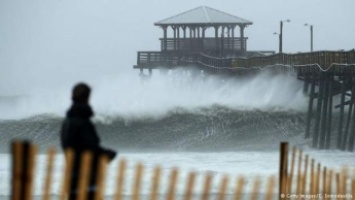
[60,83,116,200]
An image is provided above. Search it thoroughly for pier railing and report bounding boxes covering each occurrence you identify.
[135,50,355,73]
[135,51,198,68]
[159,37,247,52]
[10,140,355,200]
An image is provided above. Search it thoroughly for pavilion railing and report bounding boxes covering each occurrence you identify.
[159,37,247,52]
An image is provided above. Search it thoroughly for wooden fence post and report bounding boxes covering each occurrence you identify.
[60,148,74,200]
[201,173,212,200]
[115,159,126,200]
[217,176,229,200]
[322,167,327,198]
[352,178,355,199]
[287,146,296,194]
[43,148,56,200]
[233,176,245,200]
[301,155,309,196]
[11,141,37,200]
[166,168,179,200]
[77,151,93,200]
[279,142,288,200]
[150,166,161,200]
[336,173,341,197]
[341,167,348,195]
[24,142,37,200]
[315,163,321,196]
[250,177,261,200]
[11,141,24,200]
[132,163,144,200]
[309,159,315,196]
[265,176,276,200]
[296,149,303,195]
[184,172,196,200]
[94,155,109,200]
[326,170,333,197]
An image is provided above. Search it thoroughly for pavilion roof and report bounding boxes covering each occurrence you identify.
[154,6,253,26]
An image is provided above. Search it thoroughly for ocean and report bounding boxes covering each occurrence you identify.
[0,70,354,199]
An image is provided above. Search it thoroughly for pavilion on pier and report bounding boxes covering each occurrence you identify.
[154,6,253,56]
[134,6,274,71]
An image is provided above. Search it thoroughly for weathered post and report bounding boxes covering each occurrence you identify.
[313,73,324,148]
[352,178,355,199]
[325,74,333,149]
[343,79,354,150]
[305,73,316,139]
[43,148,56,200]
[348,84,355,151]
[337,75,346,149]
[320,73,330,149]
[11,141,23,200]
[279,142,288,200]
[11,141,37,200]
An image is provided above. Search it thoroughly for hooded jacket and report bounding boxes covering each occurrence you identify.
[60,103,116,199]
[61,103,116,158]
[61,103,100,152]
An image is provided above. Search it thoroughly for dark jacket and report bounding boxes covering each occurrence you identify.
[61,103,116,158]
[61,103,100,152]
[60,103,116,199]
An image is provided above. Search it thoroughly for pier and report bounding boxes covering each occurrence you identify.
[133,6,355,152]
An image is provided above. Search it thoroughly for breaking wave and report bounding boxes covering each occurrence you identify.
[0,70,309,152]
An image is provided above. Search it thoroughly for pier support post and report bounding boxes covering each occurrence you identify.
[347,81,355,151]
[313,73,324,148]
[325,74,333,149]
[320,73,330,149]
[337,75,346,149]
[305,73,316,139]
[342,78,354,150]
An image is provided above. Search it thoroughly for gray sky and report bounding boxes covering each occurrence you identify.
[0,0,354,95]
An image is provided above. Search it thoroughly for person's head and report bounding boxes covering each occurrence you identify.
[72,83,91,104]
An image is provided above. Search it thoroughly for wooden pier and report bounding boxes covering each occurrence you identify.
[135,48,355,153]
[133,6,355,152]
[134,6,258,75]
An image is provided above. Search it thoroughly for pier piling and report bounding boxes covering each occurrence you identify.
[312,73,324,148]
[348,82,355,151]
[342,79,354,150]
[319,73,330,149]
[305,73,316,139]
[337,75,346,149]
[325,74,333,149]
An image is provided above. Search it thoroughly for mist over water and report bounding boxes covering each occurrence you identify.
[0,69,307,120]
[0,69,309,152]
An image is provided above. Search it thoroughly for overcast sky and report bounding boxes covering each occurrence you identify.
[0,0,354,95]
